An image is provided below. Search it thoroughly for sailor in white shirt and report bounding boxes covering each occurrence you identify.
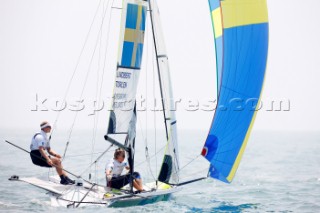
[105,148,143,191]
[30,121,75,185]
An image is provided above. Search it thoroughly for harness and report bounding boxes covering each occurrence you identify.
[30,133,44,150]
[33,133,41,139]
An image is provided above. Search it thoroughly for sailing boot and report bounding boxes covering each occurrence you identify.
[64,176,75,184]
[60,175,69,185]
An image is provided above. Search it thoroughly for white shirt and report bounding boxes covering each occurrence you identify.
[105,158,128,177]
[30,130,50,151]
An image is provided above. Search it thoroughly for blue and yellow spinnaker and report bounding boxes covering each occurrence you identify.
[202,0,269,183]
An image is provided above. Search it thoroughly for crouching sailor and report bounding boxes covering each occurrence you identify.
[105,148,144,192]
[30,121,75,185]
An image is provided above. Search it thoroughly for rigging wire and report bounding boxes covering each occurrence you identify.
[89,0,107,178]
[50,0,104,139]
[63,151,108,158]
[119,5,164,182]
[89,0,112,181]
[134,144,166,168]
[152,17,158,182]
[173,155,202,175]
[80,145,114,178]
[145,41,153,179]
[177,168,209,183]
[62,0,113,160]
[91,0,117,184]
[139,9,157,182]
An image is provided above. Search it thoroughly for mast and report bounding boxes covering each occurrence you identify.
[148,0,169,140]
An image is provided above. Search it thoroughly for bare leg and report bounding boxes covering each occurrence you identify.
[51,157,66,176]
[133,179,143,191]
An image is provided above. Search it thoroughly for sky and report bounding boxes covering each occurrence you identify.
[0,0,319,133]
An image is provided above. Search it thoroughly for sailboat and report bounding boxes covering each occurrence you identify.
[6,0,269,208]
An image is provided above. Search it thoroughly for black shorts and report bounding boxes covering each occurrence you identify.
[30,150,52,168]
[108,172,141,189]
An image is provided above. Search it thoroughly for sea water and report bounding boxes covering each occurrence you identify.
[0,129,319,212]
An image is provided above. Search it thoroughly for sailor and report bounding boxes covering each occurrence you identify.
[105,148,144,192]
[30,121,75,185]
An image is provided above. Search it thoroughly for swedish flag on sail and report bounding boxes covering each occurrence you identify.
[120,3,146,69]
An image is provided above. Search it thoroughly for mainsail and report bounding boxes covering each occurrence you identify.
[104,0,179,185]
[202,0,269,183]
[149,0,180,184]
[105,0,147,151]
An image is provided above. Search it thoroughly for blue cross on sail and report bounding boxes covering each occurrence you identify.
[119,3,146,69]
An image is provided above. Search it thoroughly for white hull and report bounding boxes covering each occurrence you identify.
[51,186,181,208]
[11,176,181,208]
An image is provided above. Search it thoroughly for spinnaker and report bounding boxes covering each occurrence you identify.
[202,0,269,183]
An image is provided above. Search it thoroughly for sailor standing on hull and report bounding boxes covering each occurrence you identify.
[30,121,75,185]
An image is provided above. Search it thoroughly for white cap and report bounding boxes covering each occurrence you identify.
[40,122,51,130]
